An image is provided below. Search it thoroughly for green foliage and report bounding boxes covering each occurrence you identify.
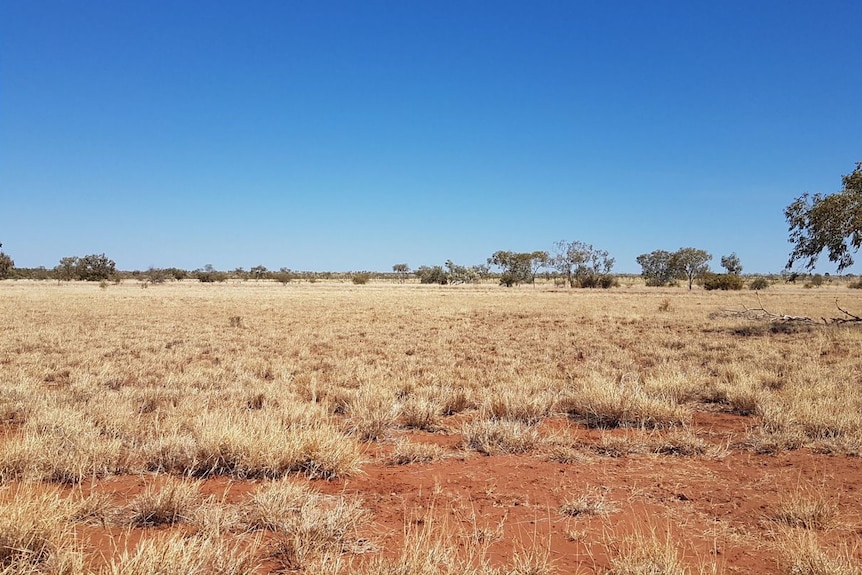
[55,257,78,281]
[637,248,711,289]
[163,268,188,281]
[636,250,680,286]
[144,267,168,284]
[720,252,743,275]
[195,264,227,283]
[786,161,862,271]
[0,250,13,279]
[77,253,117,281]
[416,265,448,285]
[701,273,744,291]
[748,277,770,290]
[488,250,545,286]
[672,247,712,290]
[53,254,117,281]
[551,240,615,288]
[444,260,480,284]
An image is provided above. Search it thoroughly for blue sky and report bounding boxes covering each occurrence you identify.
[2,1,860,273]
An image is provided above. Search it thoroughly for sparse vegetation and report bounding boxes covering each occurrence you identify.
[0,281,857,574]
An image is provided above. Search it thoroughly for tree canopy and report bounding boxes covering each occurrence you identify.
[636,248,711,289]
[785,162,862,272]
[720,253,742,275]
[0,242,13,279]
[550,240,615,288]
[671,248,712,290]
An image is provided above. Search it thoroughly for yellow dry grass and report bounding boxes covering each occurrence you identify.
[0,279,859,573]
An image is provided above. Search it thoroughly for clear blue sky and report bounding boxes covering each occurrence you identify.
[2,1,860,273]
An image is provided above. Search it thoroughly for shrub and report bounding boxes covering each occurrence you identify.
[195,265,227,283]
[848,278,862,289]
[351,273,371,285]
[145,267,168,284]
[749,277,770,290]
[577,274,617,289]
[274,268,293,285]
[804,274,825,288]
[702,272,744,291]
[416,265,449,285]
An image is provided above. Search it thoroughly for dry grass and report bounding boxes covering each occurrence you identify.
[242,479,367,569]
[559,489,615,517]
[105,533,261,575]
[127,476,203,526]
[461,418,541,455]
[558,375,690,429]
[772,489,839,531]
[775,531,861,575]
[0,485,84,574]
[0,280,859,573]
[387,439,447,465]
[601,525,717,575]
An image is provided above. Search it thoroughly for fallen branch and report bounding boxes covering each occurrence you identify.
[829,299,862,324]
[717,293,861,326]
[742,292,813,323]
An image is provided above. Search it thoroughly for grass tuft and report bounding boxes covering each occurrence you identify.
[462,418,540,455]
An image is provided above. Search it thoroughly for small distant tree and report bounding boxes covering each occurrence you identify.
[785,161,862,272]
[636,250,681,287]
[550,241,615,288]
[392,263,410,283]
[527,251,549,285]
[0,242,13,279]
[57,253,116,281]
[55,257,79,281]
[720,253,742,275]
[671,248,712,290]
[145,267,167,284]
[445,260,480,284]
[250,265,269,280]
[488,251,534,287]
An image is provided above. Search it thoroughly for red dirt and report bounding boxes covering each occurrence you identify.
[4,413,860,573]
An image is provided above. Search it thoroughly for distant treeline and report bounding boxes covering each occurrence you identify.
[1,242,859,291]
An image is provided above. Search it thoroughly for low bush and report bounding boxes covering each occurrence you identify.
[702,273,744,291]
[351,273,371,285]
[748,277,770,290]
[578,274,618,289]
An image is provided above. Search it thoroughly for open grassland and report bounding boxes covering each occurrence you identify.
[0,280,859,574]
